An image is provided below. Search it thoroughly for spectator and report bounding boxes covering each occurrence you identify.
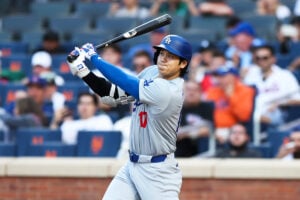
[277,131,300,160]
[40,72,66,113]
[108,0,150,19]
[243,44,300,128]
[25,76,53,122]
[198,0,234,17]
[188,40,217,82]
[204,64,256,143]
[215,123,262,158]
[34,30,67,54]
[276,23,299,55]
[176,81,214,157]
[31,51,65,86]
[225,22,263,70]
[150,0,199,17]
[132,50,152,74]
[1,96,45,141]
[51,92,113,145]
[256,0,291,21]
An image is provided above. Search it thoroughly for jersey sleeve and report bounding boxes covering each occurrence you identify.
[138,78,171,114]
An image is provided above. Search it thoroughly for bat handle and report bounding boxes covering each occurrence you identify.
[67,54,78,63]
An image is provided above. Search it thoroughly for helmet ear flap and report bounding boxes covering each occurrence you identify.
[153,49,160,64]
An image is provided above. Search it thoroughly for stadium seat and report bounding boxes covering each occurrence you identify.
[73,2,111,27]
[16,128,62,156]
[0,83,26,107]
[71,31,111,47]
[0,54,32,76]
[27,142,76,157]
[57,82,90,102]
[227,0,256,18]
[2,15,43,39]
[0,42,29,55]
[188,16,227,41]
[0,32,12,43]
[21,31,44,53]
[49,17,91,42]
[275,54,293,69]
[95,17,138,36]
[248,142,272,158]
[77,131,122,157]
[267,131,291,157]
[281,105,300,123]
[0,0,10,17]
[0,142,16,156]
[30,2,71,19]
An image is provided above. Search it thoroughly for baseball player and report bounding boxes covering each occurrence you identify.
[67,34,192,200]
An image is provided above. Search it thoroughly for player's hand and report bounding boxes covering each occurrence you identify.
[81,43,97,60]
[67,47,90,78]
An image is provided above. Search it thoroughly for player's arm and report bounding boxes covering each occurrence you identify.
[68,44,140,99]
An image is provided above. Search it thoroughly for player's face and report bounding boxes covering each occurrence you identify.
[157,49,187,80]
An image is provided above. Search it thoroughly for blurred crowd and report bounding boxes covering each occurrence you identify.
[0,0,300,159]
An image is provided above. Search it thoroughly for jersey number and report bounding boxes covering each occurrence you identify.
[139,111,148,128]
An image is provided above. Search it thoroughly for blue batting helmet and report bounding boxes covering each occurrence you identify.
[153,34,192,63]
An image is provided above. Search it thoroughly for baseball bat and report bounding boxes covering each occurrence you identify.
[67,14,172,63]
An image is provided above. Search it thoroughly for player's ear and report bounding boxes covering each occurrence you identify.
[179,59,187,69]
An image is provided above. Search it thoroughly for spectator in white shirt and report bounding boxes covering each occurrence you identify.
[51,92,113,145]
[243,44,300,126]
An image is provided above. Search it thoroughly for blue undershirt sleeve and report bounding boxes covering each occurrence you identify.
[90,55,140,99]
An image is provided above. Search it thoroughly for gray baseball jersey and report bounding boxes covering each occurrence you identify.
[130,65,184,156]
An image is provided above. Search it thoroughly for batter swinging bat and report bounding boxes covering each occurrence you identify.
[67,14,172,62]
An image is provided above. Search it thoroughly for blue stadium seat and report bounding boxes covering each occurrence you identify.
[30,2,71,19]
[227,0,256,18]
[2,15,42,34]
[248,142,272,158]
[0,54,32,77]
[0,42,29,55]
[49,17,91,42]
[95,17,138,36]
[188,16,227,40]
[0,83,26,107]
[21,31,44,53]
[16,128,62,156]
[275,54,293,69]
[281,105,300,123]
[57,82,90,102]
[27,142,76,157]
[77,131,122,157]
[0,32,12,43]
[74,2,111,27]
[267,131,291,157]
[71,31,111,47]
[0,142,16,156]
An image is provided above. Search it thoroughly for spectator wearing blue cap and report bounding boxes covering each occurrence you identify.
[204,64,256,143]
[225,22,264,71]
